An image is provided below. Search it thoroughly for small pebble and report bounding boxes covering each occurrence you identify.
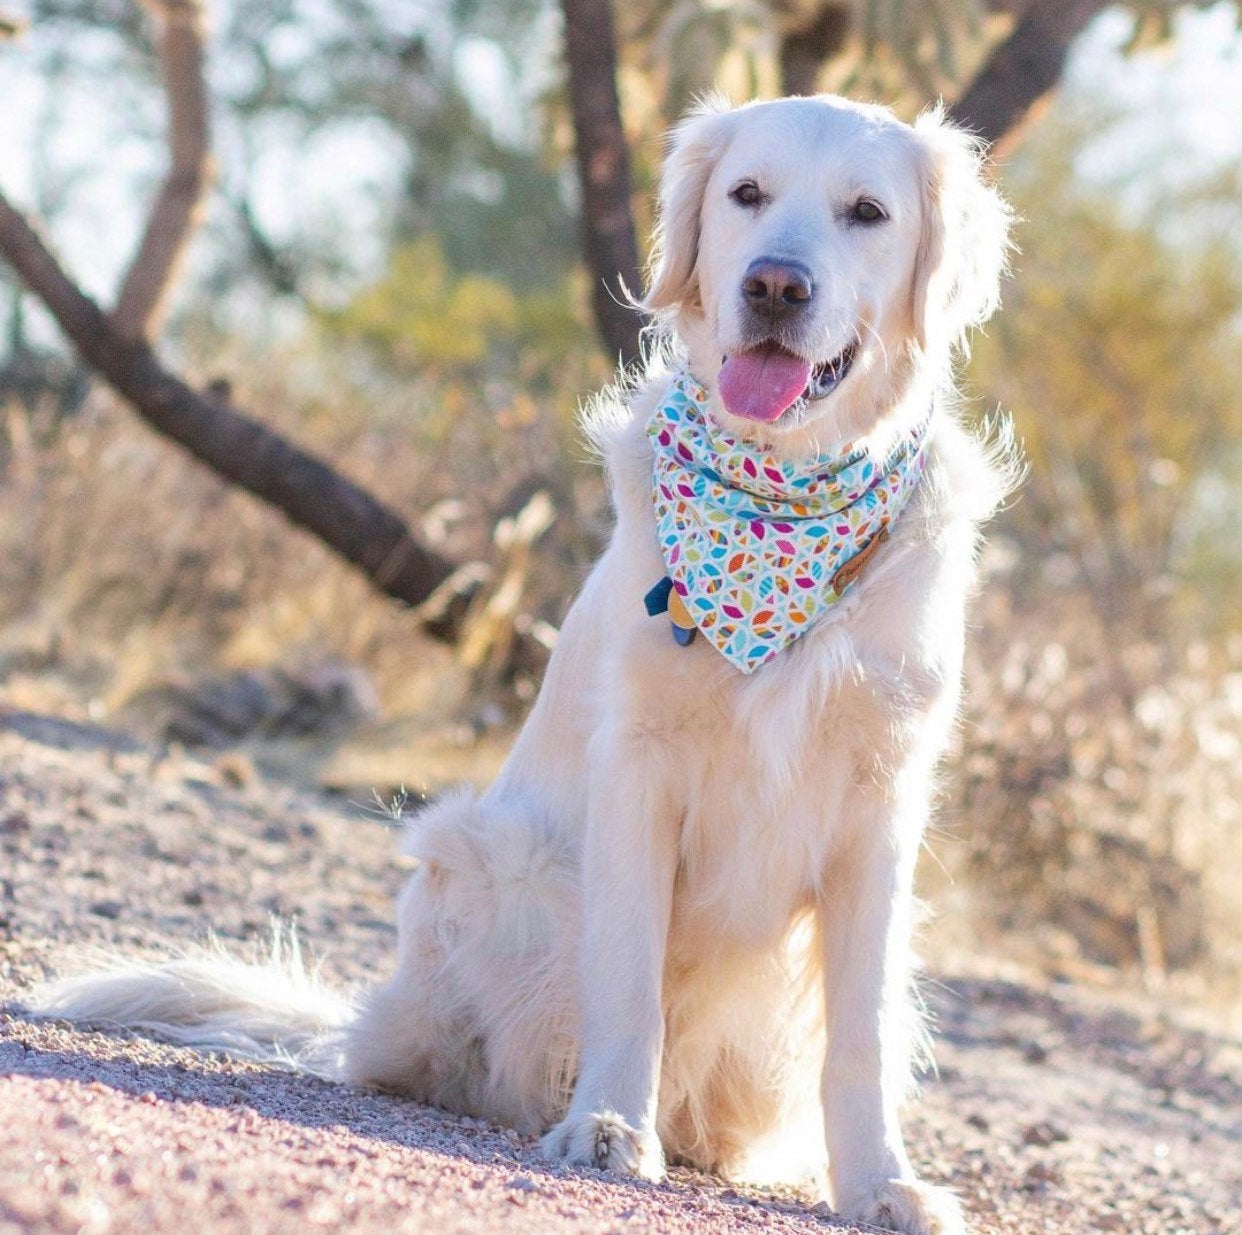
[1022,1121,1069,1147]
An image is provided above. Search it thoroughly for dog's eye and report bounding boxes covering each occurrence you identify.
[729,181,765,208]
[852,198,887,224]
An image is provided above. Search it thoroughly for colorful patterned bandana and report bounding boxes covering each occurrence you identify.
[647,370,931,674]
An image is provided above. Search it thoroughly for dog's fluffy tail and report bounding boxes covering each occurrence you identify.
[29,924,353,1078]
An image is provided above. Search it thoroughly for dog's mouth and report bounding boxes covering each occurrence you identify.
[718,341,858,424]
[806,345,857,401]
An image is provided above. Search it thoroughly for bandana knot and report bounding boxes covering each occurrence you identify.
[647,370,931,673]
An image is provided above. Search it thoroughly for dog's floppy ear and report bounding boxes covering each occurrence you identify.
[643,100,734,315]
[908,105,1013,355]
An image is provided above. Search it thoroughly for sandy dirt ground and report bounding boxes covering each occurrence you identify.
[1,706,1239,1234]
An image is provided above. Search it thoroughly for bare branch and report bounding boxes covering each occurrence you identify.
[560,0,645,369]
[233,193,304,299]
[113,0,215,340]
[0,191,465,623]
[948,0,1112,157]
[777,3,852,96]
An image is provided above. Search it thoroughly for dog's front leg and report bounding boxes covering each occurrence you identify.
[818,805,965,1235]
[540,732,676,1180]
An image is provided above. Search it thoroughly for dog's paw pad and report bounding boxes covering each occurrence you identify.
[540,1110,662,1179]
[847,1178,966,1235]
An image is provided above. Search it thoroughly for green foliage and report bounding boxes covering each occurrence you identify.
[321,233,595,379]
[330,236,518,369]
[967,113,1242,634]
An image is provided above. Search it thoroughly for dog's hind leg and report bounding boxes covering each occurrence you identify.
[343,788,580,1134]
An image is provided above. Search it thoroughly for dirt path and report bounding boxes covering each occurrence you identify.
[1,708,1238,1234]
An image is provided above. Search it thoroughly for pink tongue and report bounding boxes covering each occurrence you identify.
[718,348,812,423]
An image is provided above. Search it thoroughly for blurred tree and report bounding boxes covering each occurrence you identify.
[561,0,644,368]
[580,0,1239,361]
[3,0,1238,637]
[218,0,574,295]
[626,2,1235,139]
[13,0,575,301]
[0,1,467,625]
[968,109,1242,640]
[321,232,594,381]
[10,1,1234,366]
[0,194,465,621]
[1,0,212,422]
[332,236,518,371]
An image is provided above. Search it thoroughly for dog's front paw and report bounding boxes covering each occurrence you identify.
[842,1178,965,1235]
[540,1110,664,1180]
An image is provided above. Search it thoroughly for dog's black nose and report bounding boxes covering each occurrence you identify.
[741,258,814,321]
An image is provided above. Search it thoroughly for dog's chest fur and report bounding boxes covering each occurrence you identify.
[565,388,992,948]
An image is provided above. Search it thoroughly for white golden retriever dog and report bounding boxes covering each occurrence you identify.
[37,95,1013,1234]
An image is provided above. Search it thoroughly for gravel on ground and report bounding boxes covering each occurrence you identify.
[1,707,1238,1234]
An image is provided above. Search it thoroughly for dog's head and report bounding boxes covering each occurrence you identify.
[644,95,1011,451]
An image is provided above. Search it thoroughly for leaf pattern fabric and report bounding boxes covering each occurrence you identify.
[648,370,931,674]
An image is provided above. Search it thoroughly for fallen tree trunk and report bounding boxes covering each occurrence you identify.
[0,193,463,623]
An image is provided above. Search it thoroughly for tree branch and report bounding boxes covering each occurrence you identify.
[233,192,304,299]
[776,3,852,97]
[948,0,1112,157]
[560,0,645,369]
[0,191,464,622]
[113,0,215,340]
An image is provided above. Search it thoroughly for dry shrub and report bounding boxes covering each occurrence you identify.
[2,347,1239,1014]
[924,542,1242,1010]
[0,338,608,732]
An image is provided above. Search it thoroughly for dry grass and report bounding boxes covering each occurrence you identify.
[0,342,606,720]
[1,364,1238,1024]
[925,552,1242,1018]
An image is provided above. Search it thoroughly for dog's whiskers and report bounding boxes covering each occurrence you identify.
[859,318,890,372]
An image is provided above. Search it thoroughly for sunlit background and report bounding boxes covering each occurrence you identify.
[1,1,1239,1022]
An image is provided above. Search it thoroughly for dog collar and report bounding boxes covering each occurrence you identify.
[645,370,931,674]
